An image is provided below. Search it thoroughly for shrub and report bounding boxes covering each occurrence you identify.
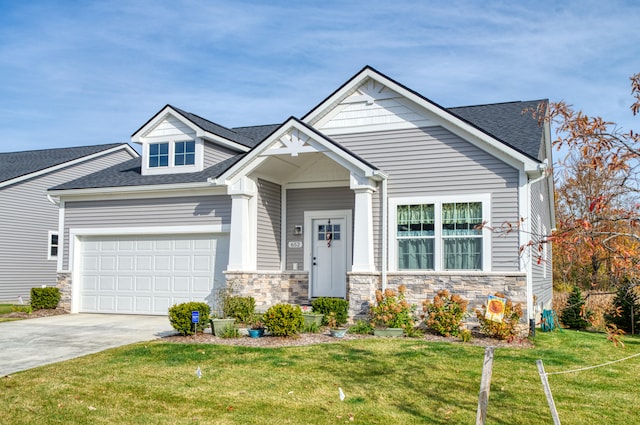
[30,287,60,310]
[348,320,374,335]
[219,326,241,338]
[370,285,415,330]
[11,305,32,314]
[311,297,349,326]
[168,302,211,336]
[303,322,320,333]
[605,282,640,334]
[263,304,304,337]
[223,296,256,323]
[422,290,469,337]
[475,293,523,341]
[560,286,592,330]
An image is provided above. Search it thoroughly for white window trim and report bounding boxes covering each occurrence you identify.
[47,230,59,260]
[389,194,491,272]
[141,138,204,175]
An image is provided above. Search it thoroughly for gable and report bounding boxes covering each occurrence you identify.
[142,115,196,142]
[314,77,437,135]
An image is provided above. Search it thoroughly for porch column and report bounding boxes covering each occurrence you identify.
[227,177,256,271]
[351,174,376,272]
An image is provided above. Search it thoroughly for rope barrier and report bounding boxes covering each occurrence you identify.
[545,351,640,376]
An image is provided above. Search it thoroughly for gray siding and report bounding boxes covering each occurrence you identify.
[62,195,231,269]
[0,149,134,302]
[286,187,354,269]
[256,179,281,270]
[203,141,237,168]
[531,176,553,308]
[332,126,521,272]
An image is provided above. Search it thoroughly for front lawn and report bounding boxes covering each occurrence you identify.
[1,331,638,424]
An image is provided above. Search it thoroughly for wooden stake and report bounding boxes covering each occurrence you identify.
[475,346,495,425]
[537,360,561,425]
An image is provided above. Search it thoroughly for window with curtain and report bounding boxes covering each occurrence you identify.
[397,201,484,271]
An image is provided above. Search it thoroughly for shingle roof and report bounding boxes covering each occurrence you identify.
[0,143,127,184]
[448,100,547,160]
[232,124,280,144]
[49,155,245,191]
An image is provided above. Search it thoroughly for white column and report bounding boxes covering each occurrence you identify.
[351,174,376,272]
[227,177,256,271]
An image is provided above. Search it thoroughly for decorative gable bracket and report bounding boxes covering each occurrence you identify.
[261,129,328,157]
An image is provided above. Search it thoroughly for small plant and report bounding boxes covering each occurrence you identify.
[604,281,640,334]
[475,293,523,341]
[168,301,211,336]
[219,325,241,338]
[312,297,349,326]
[303,322,320,333]
[422,290,469,337]
[403,325,424,338]
[30,287,60,310]
[560,286,592,330]
[348,320,374,335]
[459,328,473,343]
[223,296,256,323]
[369,285,415,331]
[11,305,33,314]
[326,312,340,329]
[247,313,265,330]
[263,304,304,337]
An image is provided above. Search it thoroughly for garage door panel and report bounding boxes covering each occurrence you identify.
[80,233,228,315]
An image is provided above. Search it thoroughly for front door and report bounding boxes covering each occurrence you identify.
[312,218,347,298]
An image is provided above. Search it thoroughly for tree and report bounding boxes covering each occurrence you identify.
[605,280,640,334]
[560,286,592,329]
[549,73,640,289]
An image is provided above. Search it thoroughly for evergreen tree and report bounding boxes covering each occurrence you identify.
[560,286,591,329]
[605,281,640,334]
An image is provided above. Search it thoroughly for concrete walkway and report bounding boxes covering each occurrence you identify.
[0,314,175,377]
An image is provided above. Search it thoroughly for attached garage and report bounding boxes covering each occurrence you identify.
[78,233,229,315]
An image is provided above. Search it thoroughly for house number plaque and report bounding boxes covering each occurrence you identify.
[288,241,303,249]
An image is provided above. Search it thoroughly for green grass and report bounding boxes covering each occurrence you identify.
[0,304,15,314]
[1,331,638,424]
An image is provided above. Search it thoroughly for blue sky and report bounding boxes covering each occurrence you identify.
[1,0,639,153]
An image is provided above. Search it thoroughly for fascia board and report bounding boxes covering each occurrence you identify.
[48,181,222,199]
[0,145,138,189]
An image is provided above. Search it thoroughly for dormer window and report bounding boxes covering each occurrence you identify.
[149,143,169,168]
[175,141,195,166]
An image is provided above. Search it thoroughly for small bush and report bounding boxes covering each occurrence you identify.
[475,293,523,341]
[168,302,211,336]
[263,304,304,337]
[348,320,374,335]
[560,286,592,330]
[370,285,415,330]
[223,296,256,323]
[30,287,60,310]
[311,297,349,326]
[422,290,469,337]
[11,305,32,314]
[459,329,473,343]
[605,282,640,334]
[303,322,320,333]
[219,325,241,338]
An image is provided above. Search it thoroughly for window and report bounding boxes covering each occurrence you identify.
[149,143,169,167]
[394,197,488,271]
[175,140,195,166]
[48,232,59,260]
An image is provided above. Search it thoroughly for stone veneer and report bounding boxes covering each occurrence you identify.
[224,271,309,310]
[56,272,73,312]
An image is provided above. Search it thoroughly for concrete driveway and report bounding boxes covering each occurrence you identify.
[0,314,175,377]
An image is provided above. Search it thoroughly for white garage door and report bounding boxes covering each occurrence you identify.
[79,234,228,315]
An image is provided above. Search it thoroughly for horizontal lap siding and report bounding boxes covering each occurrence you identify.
[257,179,281,270]
[286,187,354,270]
[203,142,237,168]
[62,195,231,270]
[0,149,134,301]
[531,177,553,307]
[332,127,520,272]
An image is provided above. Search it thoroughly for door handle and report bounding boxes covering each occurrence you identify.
[313,256,317,266]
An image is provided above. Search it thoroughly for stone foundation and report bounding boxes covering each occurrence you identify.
[224,271,309,310]
[56,272,72,312]
[347,272,380,322]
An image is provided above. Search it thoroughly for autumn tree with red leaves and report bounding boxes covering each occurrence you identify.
[551,73,640,290]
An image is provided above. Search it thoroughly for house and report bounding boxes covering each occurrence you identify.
[48,66,554,327]
[0,144,139,302]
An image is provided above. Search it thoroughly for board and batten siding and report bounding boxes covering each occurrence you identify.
[144,116,195,142]
[62,195,231,270]
[331,126,521,272]
[256,179,281,270]
[0,149,134,302]
[530,177,553,308]
[285,187,354,270]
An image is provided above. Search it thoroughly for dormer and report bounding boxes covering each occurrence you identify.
[131,105,252,176]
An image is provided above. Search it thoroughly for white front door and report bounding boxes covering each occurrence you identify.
[311,218,347,298]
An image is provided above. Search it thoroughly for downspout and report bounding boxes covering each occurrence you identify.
[47,194,60,206]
